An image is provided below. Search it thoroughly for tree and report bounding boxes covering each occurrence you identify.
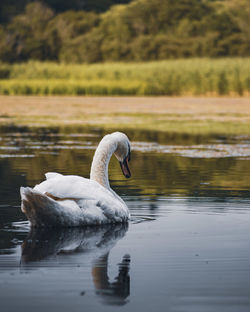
[0,2,56,62]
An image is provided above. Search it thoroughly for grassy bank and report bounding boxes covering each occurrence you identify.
[0,58,250,96]
[0,96,250,136]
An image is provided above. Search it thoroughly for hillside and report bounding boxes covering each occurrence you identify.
[0,0,249,63]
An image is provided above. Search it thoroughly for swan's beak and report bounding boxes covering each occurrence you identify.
[120,156,131,178]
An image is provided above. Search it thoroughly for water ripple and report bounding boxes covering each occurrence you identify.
[132,141,250,158]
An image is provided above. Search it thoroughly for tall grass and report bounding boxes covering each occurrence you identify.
[0,58,250,96]
[0,80,146,96]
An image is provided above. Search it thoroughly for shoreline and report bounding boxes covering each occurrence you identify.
[0,95,250,135]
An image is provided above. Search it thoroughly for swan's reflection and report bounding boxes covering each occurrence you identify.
[92,253,130,305]
[21,223,130,305]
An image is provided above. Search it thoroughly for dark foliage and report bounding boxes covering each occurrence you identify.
[0,0,131,23]
[0,0,249,63]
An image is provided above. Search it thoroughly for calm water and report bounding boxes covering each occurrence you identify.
[1,126,250,312]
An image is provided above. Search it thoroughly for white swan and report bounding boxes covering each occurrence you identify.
[20,132,131,227]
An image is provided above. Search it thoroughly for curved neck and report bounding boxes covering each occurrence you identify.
[90,138,117,189]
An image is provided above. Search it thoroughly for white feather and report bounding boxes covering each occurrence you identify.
[20,132,131,227]
[45,172,63,180]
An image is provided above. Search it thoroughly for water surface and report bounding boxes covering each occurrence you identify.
[1,126,250,312]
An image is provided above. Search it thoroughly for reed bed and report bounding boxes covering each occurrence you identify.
[0,80,146,96]
[0,58,250,96]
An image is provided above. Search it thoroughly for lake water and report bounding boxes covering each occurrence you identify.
[1,126,250,312]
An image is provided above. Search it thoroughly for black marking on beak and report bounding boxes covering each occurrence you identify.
[120,154,131,178]
[128,146,131,162]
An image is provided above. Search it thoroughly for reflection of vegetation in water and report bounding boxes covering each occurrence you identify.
[0,127,249,200]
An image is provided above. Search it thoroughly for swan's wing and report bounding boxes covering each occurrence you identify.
[75,197,129,222]
[21,186,129,226]
[34,174,113,202]
[33,174,129,222]
[45,172,63,180]
[23,174,129,225]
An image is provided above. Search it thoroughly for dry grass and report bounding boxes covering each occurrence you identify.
[0,95,250,135]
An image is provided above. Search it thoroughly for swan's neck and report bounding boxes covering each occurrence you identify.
[90,138,117,189]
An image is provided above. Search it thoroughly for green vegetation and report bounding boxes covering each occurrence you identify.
[3,113,250,137]
[0,58,250,96]
[1,0,249,96]
[0,0,249,63]
[0,79,146,96]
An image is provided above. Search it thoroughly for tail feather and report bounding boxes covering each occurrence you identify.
[20,187,83,227]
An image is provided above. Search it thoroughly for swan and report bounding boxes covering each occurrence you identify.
[20,132,131,227]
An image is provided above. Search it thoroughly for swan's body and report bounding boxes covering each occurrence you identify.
[20,132,131,227]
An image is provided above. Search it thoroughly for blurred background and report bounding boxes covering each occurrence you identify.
[0,0,249,96]
[0,0,250,63]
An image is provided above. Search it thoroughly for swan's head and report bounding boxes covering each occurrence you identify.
[112,132,131,179]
